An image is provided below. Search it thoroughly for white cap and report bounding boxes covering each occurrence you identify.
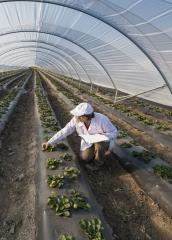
[70,103,94,116]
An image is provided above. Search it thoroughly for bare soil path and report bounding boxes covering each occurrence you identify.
[0,75,38,240]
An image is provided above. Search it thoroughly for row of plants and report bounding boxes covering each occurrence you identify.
[124,98,172,118]
[1,73,25,88]
[35,73,106,240]
[61,74,172,120]
[40,72,172,187]
[48,70,172,119]
[35,74,60,136]
[51,73,172,132]
[0,74,28,118]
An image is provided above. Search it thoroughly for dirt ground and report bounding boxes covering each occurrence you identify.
[42,79,172,240]
[0,76,38,240]
[1,72,172,240]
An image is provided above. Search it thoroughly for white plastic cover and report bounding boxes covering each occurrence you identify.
[0,0,172,106]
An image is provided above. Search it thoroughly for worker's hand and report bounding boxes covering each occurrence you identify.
[42,142,49,151]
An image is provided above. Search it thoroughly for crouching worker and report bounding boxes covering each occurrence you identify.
[42,102,118,170]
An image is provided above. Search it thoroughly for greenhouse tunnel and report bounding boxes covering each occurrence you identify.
[1,1,172,240]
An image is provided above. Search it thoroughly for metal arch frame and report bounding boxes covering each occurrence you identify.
[37,58,63,74]
[1,50,45,67]
[33,44,80,81]
[36,57,64,73]
[37,58,59,71]
[0,0,171,95]
[0,45,76,77]
[0,30,117,89]
[31,50,71,75]
[2,46,71,75]
[0,30,116,93]
[99,0,172,94]
[29,40,93,91]
[34,47,74,77]
[2,52,36,66]
[0,43,84,83]
[35,40,94,89]
[0,38,94,89]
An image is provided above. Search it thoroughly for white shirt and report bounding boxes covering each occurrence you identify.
[48,112,118,151]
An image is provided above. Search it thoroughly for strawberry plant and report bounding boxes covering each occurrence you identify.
[45,157,63,170]
[57,234,75,240]
[46,145,57,152]
[132,150,155,163]
[47,191,57,209]
[63,167,80,179]
[120,142,133,148]
[117,130,128,139]
[55,195,71,217]
[47,174,64,188]
[79,218,105,240]
[70,189,91,210]
[60,153,73,161]
[156,122,170,131]
[129,140,139,146]
[153,164,172,179]
[165,111,172,117]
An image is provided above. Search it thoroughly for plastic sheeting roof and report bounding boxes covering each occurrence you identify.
[0,0,172,106]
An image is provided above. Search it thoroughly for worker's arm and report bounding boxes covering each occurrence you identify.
[42,117,76,150]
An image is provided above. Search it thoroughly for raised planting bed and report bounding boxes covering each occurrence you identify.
[0,73,32,135]
[34,71,113,240]
[2,72,28,90]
